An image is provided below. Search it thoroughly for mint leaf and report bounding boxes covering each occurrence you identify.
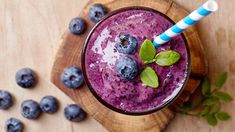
[206,114,218,126]
[216,112,231,121]
[209,103,221,114]
[200,107,210,116]
[139,39,156,63]
[140,67,159,88]
[201,77,211,95]
[215,72,227,89]
[214,91,233,102]
[202,97,219,106]
[155,50,181,66]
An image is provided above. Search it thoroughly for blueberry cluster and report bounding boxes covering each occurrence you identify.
[68,2,139,81]
[2,66,86,132]
[68,4,108,35]
[114,34,139,80]
[2,3,109,132]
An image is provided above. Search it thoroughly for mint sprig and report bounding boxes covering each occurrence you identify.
[139,40,181,88]
[177,72,233,126]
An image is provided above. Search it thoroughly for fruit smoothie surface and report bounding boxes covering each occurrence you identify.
[84,9,189,113]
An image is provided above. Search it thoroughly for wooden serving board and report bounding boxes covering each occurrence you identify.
[51,0,207,131]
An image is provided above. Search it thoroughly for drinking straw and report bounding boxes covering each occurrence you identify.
[153,0,218,47]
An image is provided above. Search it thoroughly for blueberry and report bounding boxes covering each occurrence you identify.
[64,104,86,122]
[61,67,84,89]
[40,96,58,113]
[88,4,107,23]
[0,90,13,110]
[115,56,138,80]
[69,17,86,35]
[21,100,41,120]
[115,34,138,54]
[15,68,36,88]
[5,117,23,132]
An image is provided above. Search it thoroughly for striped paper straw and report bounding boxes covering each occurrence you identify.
[153,0,218,47]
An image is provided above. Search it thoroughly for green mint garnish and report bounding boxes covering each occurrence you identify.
[177,72,233,126]
[139,39,156,64]
[206,114,218,126]
[201,77,211,95]
[213,91,233,102]
[155,50,181,66]
[217,112,231,121]
[139,40,181,66]
[202,97,219,106]
[215,72,227,89]
[138,39,181,88]
[140,67,159,88]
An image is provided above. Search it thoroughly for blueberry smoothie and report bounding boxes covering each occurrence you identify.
[84,8,189,113]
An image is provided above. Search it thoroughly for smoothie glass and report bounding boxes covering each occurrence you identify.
[82,7,191,115]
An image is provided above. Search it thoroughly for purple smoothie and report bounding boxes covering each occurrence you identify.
[84,9,189,113]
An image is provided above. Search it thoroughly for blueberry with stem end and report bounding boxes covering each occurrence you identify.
[88,4,107,23]
[21,100,41,120]
[61,67,84,89]
[40,96,59,113]
[115,34,138,54]
[15,68,36,88]
[115,56,138,80]
[5,117,23,132]
[69,17,87,35]
[64,104,86,122]
[0,90,13,110]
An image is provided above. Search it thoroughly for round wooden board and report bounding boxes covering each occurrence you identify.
[51,0,208,131]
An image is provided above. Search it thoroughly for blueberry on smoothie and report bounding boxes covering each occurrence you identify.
[21,100,41,120]
[64,104,86,122]
[69,17,86,35]
[88,4,107,23]
[5,117,23,132]
[115,34,138,54]
[115,56,138,80]
[15,68,36,88]
[61,67,84,89]
[0,90,13,110]
[40,96,59,113]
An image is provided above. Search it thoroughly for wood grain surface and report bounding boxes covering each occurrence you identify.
[0,0,234,132]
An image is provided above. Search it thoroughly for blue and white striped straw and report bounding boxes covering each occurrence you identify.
[153,0,218,47]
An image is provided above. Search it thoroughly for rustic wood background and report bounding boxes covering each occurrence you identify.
[0,0,234,132]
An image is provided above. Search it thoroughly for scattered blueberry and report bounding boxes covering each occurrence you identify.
[40,96,59,113]
[0,90,13,110]
[15,68,36,88]
[88,4,107,23]
[5,117,23,132]
[115,56,138,80]
[115,34,138,54]
[64,104,86,122]
[21,100,41,120]
[69,17,87,35]
[61,67,84,89]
